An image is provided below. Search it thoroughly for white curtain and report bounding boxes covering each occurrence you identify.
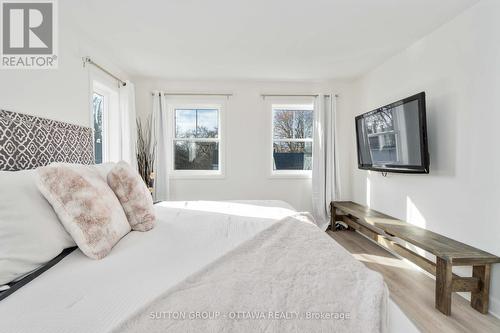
[151,92,169,201]
[118,80,138,169]
[312,94,341,230]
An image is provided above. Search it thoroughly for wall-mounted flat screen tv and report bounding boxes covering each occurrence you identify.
[355,92,429,174]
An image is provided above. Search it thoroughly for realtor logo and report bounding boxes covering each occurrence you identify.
[1,0,58,68]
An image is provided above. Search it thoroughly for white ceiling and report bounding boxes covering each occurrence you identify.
[65,0,478,80]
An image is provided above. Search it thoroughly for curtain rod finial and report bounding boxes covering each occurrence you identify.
[82,56,90,67]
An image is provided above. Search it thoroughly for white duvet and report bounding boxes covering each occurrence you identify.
[0,200,297,333]
[117,213,387,333]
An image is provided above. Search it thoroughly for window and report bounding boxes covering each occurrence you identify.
[91,79,119,164]
[92,92,104,164]
[169,103,223,177]
[272,104,314,175]
[365,109,401,164]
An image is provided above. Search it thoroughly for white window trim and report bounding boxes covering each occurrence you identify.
[267,100,315,179]
[167,100,225,179]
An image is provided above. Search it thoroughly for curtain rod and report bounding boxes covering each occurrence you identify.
[82,56,126,86]
[260,94,338,99]
[151,92,233,98]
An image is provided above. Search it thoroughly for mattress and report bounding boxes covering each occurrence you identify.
[0,200,297,333]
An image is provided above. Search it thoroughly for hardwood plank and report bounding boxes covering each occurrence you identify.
[330,202,336,230]
[333,201,500,262]
[342,216,377,240]
[453,257,500,265]
[333,201,396,220]
[375,236,478,287]
[452,277,480,293]
[376,235,436,276]
[471,265,491,314]
[327,230,500,333]
[436,257,453,315]
[379,225,500,262]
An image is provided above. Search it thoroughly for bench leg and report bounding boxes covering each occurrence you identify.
[471,264,491,314]
[436,257,453,315]
[330,203,336,231]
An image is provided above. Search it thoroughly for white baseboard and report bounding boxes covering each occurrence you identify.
[488,295,500,319]
[456,292,500,319]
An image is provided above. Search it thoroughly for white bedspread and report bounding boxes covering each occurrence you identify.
[0,200,297,333]
[117,213,387,333]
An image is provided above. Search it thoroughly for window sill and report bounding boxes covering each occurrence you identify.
[269,171,312,179]
[169,172,225,180]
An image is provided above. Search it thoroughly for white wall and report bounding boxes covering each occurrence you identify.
[0,2,128,127]
[134,78,354,212]
[347,0,500,316]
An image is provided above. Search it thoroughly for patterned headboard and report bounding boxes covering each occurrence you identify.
[0,110,94,171]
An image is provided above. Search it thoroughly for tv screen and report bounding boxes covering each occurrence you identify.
[355,92,429,174]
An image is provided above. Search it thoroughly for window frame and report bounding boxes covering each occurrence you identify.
[365,108,403,165]
[167,100,225,179]
[268,100,315,179]
[89,68,120,164]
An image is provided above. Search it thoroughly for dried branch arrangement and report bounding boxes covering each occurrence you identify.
[136,116,156,192]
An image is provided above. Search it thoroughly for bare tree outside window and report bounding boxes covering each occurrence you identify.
[272,107,313,171]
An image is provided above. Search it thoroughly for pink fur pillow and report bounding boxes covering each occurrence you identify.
[36,163,131,259]
[107,161,156,231]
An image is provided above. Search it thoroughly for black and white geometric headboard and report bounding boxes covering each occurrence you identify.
[0,110,94,171]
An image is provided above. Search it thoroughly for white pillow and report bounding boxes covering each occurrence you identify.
[0,170,75,285]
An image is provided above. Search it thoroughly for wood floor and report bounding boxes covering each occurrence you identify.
[327,230,500,333]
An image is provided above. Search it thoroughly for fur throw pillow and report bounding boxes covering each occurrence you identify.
[107,161,155,231]
[36,163,131,259]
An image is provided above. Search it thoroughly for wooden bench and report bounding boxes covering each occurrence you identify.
[330,201,500,316]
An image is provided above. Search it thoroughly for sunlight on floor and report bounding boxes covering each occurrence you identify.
[352,253,419,270]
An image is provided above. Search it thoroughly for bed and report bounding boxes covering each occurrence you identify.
[0,110,387,333]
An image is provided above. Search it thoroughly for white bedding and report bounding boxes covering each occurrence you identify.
[0,200,297,333]
[117,213,387,333]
